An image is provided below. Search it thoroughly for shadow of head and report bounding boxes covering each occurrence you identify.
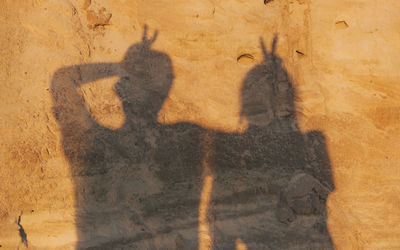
[240,35,296,128]
[115,26,175,118]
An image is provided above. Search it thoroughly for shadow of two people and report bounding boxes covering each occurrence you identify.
[51,27,334,249]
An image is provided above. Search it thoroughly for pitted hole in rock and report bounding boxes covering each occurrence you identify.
[237,54,254,65]
[335,20,349,29]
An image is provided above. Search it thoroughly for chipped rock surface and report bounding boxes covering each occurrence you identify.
[1,0,400,249]
[277,173,330,223]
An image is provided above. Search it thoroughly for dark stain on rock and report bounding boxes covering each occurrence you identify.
[17,215,28,248]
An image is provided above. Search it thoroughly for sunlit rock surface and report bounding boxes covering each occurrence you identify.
[1,0,400,249]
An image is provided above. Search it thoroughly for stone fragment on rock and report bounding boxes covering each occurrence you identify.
[276,173,330,223]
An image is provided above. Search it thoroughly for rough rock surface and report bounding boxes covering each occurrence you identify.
[277,173,330,223]
[1,0,400,249]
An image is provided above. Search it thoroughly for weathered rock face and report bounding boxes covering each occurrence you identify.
[1,0,400,249]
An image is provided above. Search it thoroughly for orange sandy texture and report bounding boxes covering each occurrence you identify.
[1,0,400,249]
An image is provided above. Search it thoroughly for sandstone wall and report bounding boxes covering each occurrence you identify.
[1,0,400,249]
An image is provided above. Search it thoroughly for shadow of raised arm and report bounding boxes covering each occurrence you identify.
[50,63,120,131]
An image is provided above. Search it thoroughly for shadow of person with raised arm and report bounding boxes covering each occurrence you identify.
[51,26,205,249]
[211,36,335,249]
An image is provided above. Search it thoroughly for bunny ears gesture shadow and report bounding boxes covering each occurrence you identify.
[142,25,158,48]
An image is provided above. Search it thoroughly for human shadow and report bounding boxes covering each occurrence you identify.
[51,27,205,249]
[210,36,334,249]
[51,27,334,249]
